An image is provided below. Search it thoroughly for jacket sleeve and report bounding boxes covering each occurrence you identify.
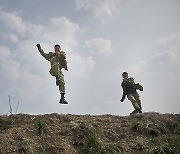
[60,51,66,59]
[121,83,127,100]
[38,48,50,61]
[58,51,68,71]
[129,77,135,84]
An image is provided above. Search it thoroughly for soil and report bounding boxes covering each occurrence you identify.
[0,112,179,154]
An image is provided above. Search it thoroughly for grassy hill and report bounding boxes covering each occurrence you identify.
[0,112,179,154]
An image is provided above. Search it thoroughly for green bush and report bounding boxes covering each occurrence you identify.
[132,119,144,133]
[72,121,102,154]
[36,119,46,136]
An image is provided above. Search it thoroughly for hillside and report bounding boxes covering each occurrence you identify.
[0,112,179,154]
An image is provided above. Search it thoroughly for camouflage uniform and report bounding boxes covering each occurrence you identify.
[121,77,142,112]
[38,48,68,94]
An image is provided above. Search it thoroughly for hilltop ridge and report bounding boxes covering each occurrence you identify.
[0,112,180,154]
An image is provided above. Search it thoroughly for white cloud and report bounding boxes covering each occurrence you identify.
[44,17,81,49]
[75,0,121,23]
[68,54,95,78]
[0,45,44,101]
[145,32,180,73]
[85,38,113,57]
[0,8,95,91]
[0,10,26,34]
[1,32,19,42]
[126,32,180,76]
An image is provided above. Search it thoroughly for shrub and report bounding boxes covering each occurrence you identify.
[36,119,46,136]
[72,121,102,154]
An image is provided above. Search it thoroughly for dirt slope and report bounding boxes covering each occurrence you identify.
[0,112,179,154]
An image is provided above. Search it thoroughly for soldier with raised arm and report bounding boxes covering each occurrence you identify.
[36,44,68,104]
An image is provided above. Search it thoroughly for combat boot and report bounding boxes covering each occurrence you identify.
[130,109,139,115]
[59,93,68,104]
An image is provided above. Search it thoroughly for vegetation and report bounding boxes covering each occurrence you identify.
[72,121,102,154]
[0,112,179,154]
[36,119,47,136]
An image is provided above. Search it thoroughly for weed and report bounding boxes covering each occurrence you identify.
[105,129,119,141]
[41,149,53,154]
[0,118,12,130]
[36,119,46,136]
[18,139,30,154]
[132,119,143,133]
[72,121,102,154]
[85,126,101,153]
[167,136,180,154]
[103,144,124,154]
[133,142,145,152]
[148,144,174,154]
[132,119,161,137]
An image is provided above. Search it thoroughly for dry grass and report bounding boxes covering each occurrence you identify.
[0,112,179,154]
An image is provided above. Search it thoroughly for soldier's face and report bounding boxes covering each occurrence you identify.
[54,46,61,54]
[122,73,128,79]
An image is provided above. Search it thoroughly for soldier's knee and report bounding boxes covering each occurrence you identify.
[127,95,135,101]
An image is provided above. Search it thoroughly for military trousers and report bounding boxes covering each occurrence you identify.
[50,68,65,94]
[56,70,65,94]
[127,92,142,110]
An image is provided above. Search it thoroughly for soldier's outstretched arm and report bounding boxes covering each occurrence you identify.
[36,44,50,61]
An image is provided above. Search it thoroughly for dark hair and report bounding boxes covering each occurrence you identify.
[122,72,128,75]
[54,44,61,48]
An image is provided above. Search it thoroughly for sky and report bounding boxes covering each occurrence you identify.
[0,0,180,115]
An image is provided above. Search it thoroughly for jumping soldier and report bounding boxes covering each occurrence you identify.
[36,44,68,104]
[120,72,143,115]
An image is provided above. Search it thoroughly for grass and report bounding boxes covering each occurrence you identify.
[36,119,47,136]
[148,144,173,154]
[18,140,29,153]
[103,144,124,154]
[149,136,180,154]
[0,118,12,130]
[131,119,163,137]
[72,121,102,154]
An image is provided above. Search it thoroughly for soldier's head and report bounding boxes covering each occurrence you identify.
[54,44,61,54]
[122,72,128,79]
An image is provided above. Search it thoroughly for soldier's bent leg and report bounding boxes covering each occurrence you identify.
[57,71,68,104]
[133,93,142,111]
[57,72,65,94]
[127,94,141,110]
[56,77,60,86]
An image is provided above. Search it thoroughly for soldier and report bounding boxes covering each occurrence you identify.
[120,72,143,115]
[36,44,68,104]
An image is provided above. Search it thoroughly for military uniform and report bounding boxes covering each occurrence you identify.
[121,77,142,114]
[38,48,68,94]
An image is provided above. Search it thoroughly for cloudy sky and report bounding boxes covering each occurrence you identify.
[0,0,180,115]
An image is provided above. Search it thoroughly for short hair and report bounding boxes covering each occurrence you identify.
[122,72,128,75]
[54,44,61,48]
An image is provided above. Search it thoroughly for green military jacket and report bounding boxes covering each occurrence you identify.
[38,48,68,76]
[121,77,137,99]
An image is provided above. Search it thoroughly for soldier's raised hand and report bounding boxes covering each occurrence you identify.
[36,44,41,50]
